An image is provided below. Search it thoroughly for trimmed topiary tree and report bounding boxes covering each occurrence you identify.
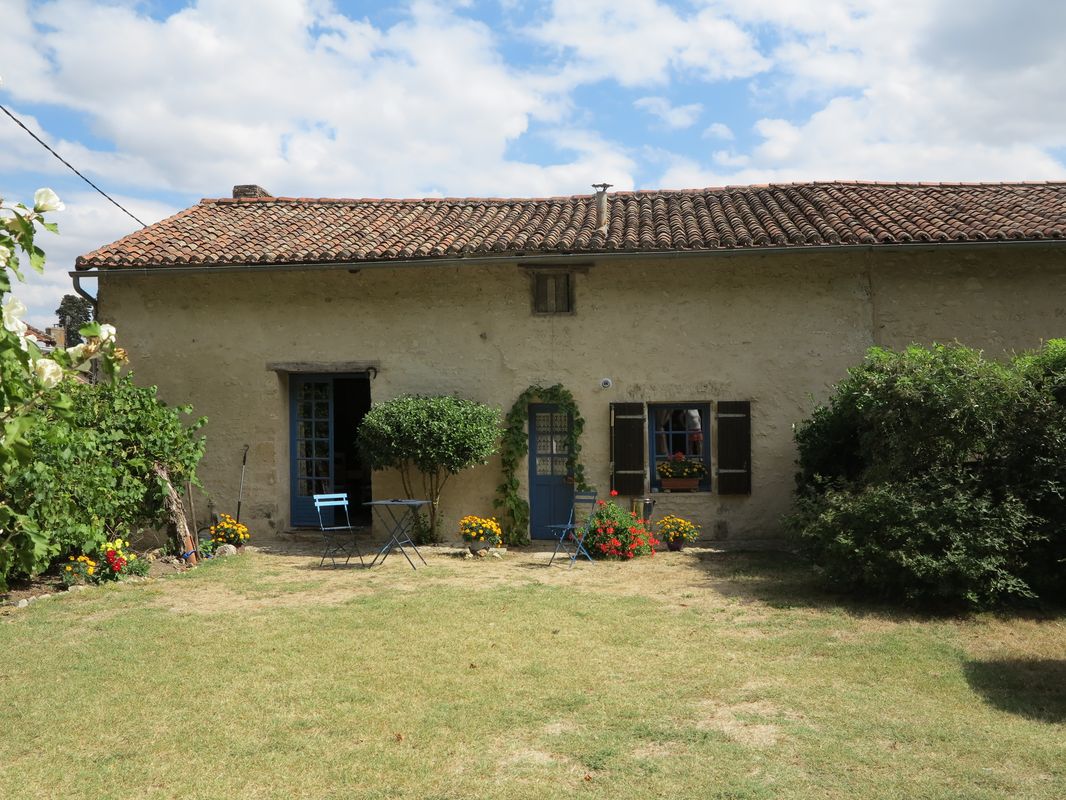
[356,394,500,541]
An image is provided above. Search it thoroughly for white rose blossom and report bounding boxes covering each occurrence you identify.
[98,323,117,344]
[0,244,10,263]
[33,188,64,213]
[34,358,64,389]
[66,343,87,361]
[2,296,28,339]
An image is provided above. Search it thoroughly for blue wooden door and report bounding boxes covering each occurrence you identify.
[290,376,334,527]
[528,404,574,540]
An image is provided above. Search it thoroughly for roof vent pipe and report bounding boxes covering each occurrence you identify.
[592,182,613,231]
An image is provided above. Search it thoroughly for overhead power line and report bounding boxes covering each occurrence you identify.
[0,102,147,228]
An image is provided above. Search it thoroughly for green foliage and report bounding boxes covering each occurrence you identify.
[2,375,205,576]
[791,342,1066,609]
[584,500,657,559]
[494,384,589,546]
[357,394,500,540]
[0,189,123,590]
[54,294,93,346]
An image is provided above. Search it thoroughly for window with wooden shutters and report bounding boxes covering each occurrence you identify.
[610,403,646,495]
[716,401,751,494]
[532,272,573,314]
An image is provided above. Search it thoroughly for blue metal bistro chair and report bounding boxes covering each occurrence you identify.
[314,493,364,568]
[547,490,597,568]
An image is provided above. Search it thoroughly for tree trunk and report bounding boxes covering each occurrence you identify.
[154,464,198,565]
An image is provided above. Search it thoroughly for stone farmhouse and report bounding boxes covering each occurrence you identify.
[74,181,1066,542]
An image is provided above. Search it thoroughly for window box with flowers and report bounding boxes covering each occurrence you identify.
[656,452,707,492]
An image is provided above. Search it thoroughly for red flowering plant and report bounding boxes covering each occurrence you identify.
[582,495,659,560]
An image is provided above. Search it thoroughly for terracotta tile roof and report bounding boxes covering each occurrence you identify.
[76,181,1066,269]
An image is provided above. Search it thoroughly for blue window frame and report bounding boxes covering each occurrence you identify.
[647,403,711,491]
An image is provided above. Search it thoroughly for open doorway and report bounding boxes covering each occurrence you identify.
[289,373,372,527]
[332,377,372,524]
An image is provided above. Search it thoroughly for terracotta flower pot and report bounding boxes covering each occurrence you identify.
[660,477,700,492]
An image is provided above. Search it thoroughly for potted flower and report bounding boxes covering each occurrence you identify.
[458,515,502,553]
[656,452,706,491]
[656,515,700,552]
[211,513,250,549]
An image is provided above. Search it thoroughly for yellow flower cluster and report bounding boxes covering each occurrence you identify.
[67,554,97,576]
[211,513,250,546]
[458,514,503,546]
[656,515,700,542]
[104,538,135,560]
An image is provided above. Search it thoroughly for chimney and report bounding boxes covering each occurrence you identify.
[592,182,613,231]
[46,326,65,348]
[232,185,273,199]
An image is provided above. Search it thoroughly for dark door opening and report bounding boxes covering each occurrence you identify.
[332,377,372,524]
[289,373,372,527]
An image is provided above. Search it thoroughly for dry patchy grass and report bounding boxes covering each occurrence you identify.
[0,545,1063,799]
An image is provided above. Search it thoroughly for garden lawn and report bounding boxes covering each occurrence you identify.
[1,548,1063,800]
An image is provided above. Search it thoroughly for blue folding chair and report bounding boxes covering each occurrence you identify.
[314,493,364,568]
[547,490,597,568]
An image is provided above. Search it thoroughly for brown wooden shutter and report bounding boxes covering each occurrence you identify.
[716,401,751,495]
[611,402,646,496]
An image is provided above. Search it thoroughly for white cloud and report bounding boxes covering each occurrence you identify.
[633,97,702,130]
[528,0,770,86]
[703,122,734,141]
[1,0,630,200]
[656,0,1066,185]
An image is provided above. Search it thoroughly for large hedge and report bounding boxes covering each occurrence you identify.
[791,342,1066,609]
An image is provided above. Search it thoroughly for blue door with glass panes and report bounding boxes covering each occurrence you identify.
[290,376,334,526]
[528,404,574,539]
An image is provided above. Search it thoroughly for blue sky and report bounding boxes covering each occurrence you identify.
[2,0,1065,326]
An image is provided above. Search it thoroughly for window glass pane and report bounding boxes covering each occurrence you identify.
[536,458,552,476]
[299,401,312,419]
[650,404,710,484]
[313,440,329,458]
[313,383,328,400]
[552,412,568,431]
[552,457,569,476]
[314,460,330,478]
[297,441,309,459]
[297,479,311,496]
[314,421,329,438]
[314,402,329,419]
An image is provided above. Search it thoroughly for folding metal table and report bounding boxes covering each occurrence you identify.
[365,499,430,570]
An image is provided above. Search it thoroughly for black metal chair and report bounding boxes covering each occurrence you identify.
[314,493,364,568]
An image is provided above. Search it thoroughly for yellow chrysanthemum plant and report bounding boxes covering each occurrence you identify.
[211,513,250,547]
[656,515,701,544]
[458,515,503,548]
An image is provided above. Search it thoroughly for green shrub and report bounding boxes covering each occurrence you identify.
[791,342,1066,609]
[357,394,499,541]
[3,374,205,576]
[793,481,1036,607]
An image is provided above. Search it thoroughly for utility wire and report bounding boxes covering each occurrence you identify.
[0,103,147,228]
